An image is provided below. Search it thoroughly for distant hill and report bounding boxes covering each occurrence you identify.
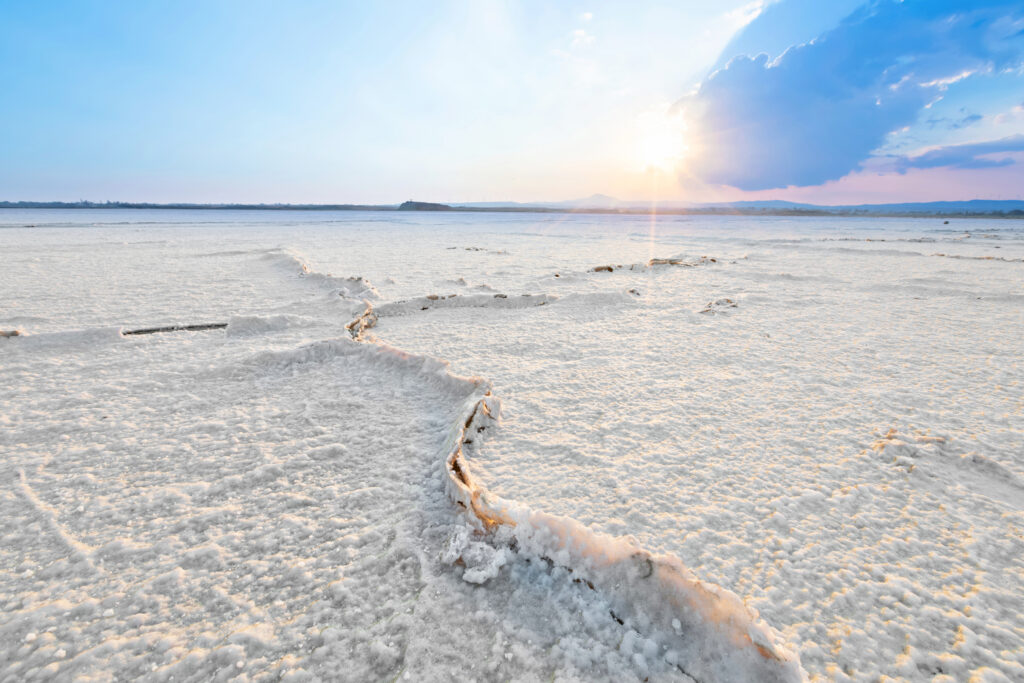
[555,194,628,209]
[701,200,819,210]
[397,200,452,211]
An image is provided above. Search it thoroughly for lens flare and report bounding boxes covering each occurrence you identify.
[635,109,690,172]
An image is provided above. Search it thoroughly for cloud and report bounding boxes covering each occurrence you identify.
[679,0,1024,190]
[724,0,766,32]
[571,28,595,48]
[926,111,983,130]
[896,134,1024,171]
[993,102,1024,124]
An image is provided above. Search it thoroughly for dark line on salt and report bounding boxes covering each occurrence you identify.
[122,323,227,336]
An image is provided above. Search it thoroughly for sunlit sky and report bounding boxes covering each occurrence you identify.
[2,0,1023,205]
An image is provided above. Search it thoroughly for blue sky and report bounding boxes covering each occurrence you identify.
[1,0,1022,204]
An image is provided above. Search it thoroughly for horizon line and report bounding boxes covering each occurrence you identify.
[3,198,1024,219]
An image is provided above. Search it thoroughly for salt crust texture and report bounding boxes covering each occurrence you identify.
[2,209,1022,681]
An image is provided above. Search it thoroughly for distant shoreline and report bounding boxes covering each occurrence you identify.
[2,200,1022,219]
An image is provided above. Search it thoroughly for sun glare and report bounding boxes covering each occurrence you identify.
[635,109,689,172]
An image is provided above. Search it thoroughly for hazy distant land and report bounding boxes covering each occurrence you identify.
[3,197,1024,218]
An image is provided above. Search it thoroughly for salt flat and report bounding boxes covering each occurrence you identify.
[2,209,1022,682]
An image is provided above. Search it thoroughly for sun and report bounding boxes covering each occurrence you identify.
[634,108,690,172]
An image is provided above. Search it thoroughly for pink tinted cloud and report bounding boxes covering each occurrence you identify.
[711,160,1024,205]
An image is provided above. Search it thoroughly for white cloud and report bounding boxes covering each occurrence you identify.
[919,69,981,90]
[571,28,595,48]
[724,0,766,31]
[994,103,1024,125]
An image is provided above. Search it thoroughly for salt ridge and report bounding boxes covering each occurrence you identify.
[0,250,807,680]
[340,261,806,681]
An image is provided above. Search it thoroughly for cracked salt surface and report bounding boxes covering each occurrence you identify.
[2,209,1023,681]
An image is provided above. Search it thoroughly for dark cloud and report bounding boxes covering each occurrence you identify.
[681,0,1024,190]
[896,134,1024,171]
[951,114,983,130]
[927,112,984,130]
